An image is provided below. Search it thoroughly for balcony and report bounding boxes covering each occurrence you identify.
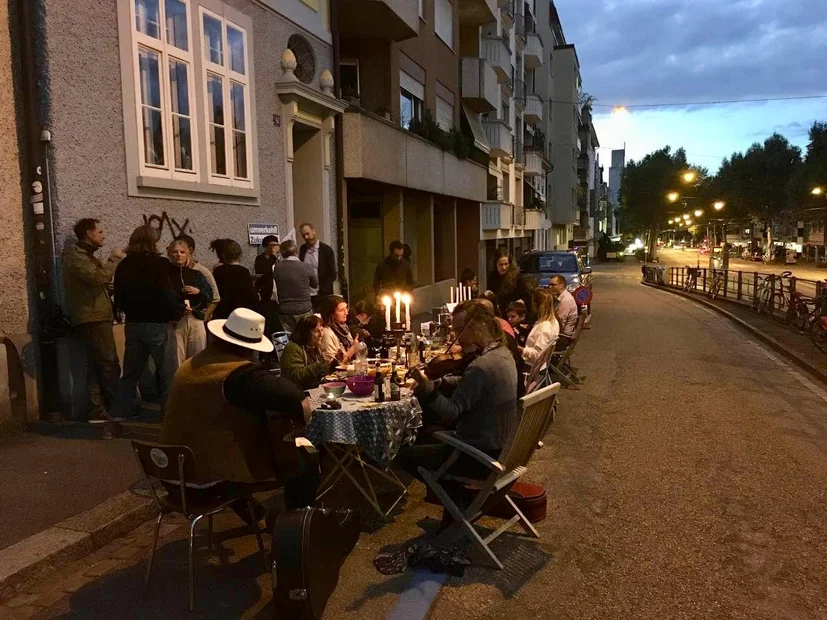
[482,201,513,230]
[514,78,526,110]
[457,0,497,26]
[483,119,512,158]
[512,205,525,227]
[500,0,514,29]
[524,32,544,69]
[524,208,544,230]
[524,148,545,177]
[524,93,542,124]
[514,14,526,51]
[482,36,510,82]
[461,58,499,113]
[514,138,525,170]
[337,0,418,41]
[343,110,487,202]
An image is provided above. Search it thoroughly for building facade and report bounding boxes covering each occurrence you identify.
[608,147,625,236]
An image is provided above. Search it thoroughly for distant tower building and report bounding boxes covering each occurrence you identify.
[608,149,626,235]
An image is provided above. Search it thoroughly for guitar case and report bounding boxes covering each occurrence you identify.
[271,507,361,619]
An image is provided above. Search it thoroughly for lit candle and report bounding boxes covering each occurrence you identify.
[382,295,392,331]
[450,286,454,304]
[402,293,412,331]
[458,285,463,302]
[394,291,401,325]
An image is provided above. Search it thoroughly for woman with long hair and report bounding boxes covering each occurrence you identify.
[486,247,534,318]
[521,287,559,366]
[319,295,361,365]
[166,240,212,375]
[279,315,337,389]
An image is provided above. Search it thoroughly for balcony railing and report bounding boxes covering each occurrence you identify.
[524,149,544,177]
[500,0,514,29]
[514,138,525,169]
[482,36,510,82]
[482,201,512,230]
[514,13,526,50]
[524,30,543,69]
[514,78,526,109]
[512,205,525,227]
[524,93,542,124]
[524,208,543,230]
[483,118,513,158]
[461,57,499,112]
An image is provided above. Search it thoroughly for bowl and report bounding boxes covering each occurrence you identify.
[321,381,346,398]
[345,375,375,397]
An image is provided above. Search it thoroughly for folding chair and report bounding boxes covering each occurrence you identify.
[418,383,560,569]
[548,312,587,389]
[131,441,267,612]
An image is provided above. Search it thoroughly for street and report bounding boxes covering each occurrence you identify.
[657,246,827,283]
[7,260,827,619]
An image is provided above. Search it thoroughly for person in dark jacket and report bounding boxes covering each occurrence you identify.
[254,235,281,338]
[349,300,384,347]
[299,223,337,312]
[486,247,534,319]
[280,315,337,390]
[213,240,258,320]
[274,239,317,333]
[373,240,414,296]
[111,225,182,420]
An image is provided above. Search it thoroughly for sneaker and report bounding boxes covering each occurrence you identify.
[88,410,110,424]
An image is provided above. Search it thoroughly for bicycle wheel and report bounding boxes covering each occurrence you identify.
[769,292,787,322]
[811,318,827,354]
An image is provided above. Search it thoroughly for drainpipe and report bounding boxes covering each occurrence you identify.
[331,0,348,302]
[18,0,61,416]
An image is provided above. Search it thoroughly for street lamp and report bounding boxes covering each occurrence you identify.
[667,191,680,203]
[713,201,725,211]
[694,209,703,217]
[683,171,697,183]
[668,219,673,224]
[683,213,690,220]
[812,187,824,196]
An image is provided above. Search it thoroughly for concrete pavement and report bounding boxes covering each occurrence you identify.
[5,261,827,618]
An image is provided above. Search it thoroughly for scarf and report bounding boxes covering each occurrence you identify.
[331,321,354,351]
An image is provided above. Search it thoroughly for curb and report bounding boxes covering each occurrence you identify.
[0,491,155,602]
[642,281,827,387]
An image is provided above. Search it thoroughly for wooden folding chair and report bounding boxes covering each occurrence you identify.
[418,383,561,569]
[549,312,587,389]
[131,441,267,612]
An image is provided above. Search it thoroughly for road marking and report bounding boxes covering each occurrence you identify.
[388,569,447,620]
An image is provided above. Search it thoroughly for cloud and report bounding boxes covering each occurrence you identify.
[553,0,827,110]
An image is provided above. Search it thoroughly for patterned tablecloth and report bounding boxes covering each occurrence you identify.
[305,389,422,467]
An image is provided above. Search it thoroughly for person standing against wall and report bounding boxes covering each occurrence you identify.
[62,218,125,423]
[175,234,220,321]
[254,235,282,339]
[299,223,336,313]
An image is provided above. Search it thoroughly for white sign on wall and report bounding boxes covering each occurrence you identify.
[247,223,279,246]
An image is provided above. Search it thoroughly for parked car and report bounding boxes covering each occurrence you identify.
[518,250,592,292]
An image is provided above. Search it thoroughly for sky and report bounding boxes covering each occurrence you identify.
[552,0,827,178]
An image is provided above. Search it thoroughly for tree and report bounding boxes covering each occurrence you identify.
[618,146,691,259]
[790,122,827,204]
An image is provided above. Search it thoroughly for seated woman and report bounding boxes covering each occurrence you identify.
[399,301,519,507]
[319,295,361,365]
[280,315,337,390]
[349,300,384,346]
[521,288,559,367]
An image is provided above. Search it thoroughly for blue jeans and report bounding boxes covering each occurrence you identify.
[111,322,169,418]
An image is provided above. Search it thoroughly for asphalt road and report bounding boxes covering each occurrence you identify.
[658,246,827,282]
[19,260,827,619]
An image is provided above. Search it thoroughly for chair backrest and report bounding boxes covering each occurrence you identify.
[555,312,586,365]
[132,441,196,513]
[499,383,560,473]
[524,340,557,394]
[271,331,290,361]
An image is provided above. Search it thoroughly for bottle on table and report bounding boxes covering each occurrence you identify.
[417,338,426,364]
[373,361,384,402]
[389,362,400,401]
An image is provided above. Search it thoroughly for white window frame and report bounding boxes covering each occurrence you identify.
[435,0,454,49]
[130,0,200,182]
[199,6,253,189]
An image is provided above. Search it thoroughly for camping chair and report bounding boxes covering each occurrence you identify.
[549,312,587,389]
[131,441,267,612]
[418,383,560,569]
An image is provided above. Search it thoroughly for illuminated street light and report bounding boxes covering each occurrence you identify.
[813,187,824,196]
[611,106,629,116]
[686,220,693,225]
[683,213,690,220]
[667,191,680,203]
[683,171,697,183]
[713,201,725,211]
[694,209,703,217]
[668,219,673,224]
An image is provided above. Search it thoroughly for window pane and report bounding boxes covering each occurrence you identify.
[135,0,160,38]
[211,126,226,175]
[233,131,247,178]
[207,74,224,125]
[227,26,245,74]
[230,82,245,131]
[138,48,162,108]
[165,0,188,51]
[400,91,413,128]
[203,14,223,65]
[142,108,164,166]
[168,60,189,116]
[172,116,193,170]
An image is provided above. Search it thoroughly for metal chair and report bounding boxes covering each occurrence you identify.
[131,441,267,612]
[418,383,560,569]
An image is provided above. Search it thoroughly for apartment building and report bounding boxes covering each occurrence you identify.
[608,148,625,236]
[574,104,600,257]
[339,0,492,303]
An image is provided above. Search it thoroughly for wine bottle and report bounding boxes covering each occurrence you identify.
[373,361,384,402]
[390,362,400,401]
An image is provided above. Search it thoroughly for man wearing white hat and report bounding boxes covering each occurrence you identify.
[161,308,316,509]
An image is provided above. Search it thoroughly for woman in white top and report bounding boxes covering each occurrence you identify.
[319,295,361,365]
[521,288,559,366]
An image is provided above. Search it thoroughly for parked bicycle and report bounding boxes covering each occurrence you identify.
[707,269,726,300]
[780,289,821,331]
[683,267,698,292]
[811,286,827,354]
[752,271,791,316]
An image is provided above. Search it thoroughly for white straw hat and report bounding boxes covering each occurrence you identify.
[207,308,274,353]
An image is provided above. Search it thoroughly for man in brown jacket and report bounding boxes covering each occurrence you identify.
[62,218,125,423]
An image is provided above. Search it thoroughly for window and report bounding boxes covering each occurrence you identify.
[340,60,359,99]
[435,0,453,49]
[399,71,424,129]
[200,8,251,186]
[501,98,510,126]
[132,0,196,179]
[436,95,453,130]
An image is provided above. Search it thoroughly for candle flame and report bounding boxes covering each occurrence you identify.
[381,295,392,306]
[401,293,412,304]
[393,291,401,300]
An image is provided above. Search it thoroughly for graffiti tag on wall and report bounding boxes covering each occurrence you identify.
[142,212,191,242]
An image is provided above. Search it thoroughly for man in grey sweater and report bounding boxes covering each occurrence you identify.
[398,301,518,502]
[273,239,318,333]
